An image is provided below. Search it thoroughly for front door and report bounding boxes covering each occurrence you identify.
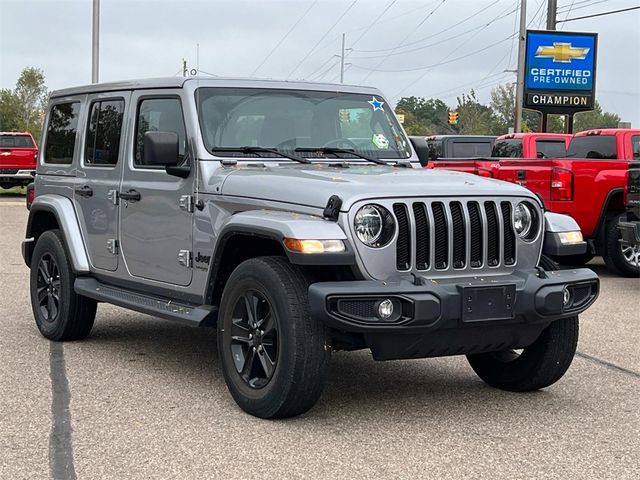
[75,94,129,271]
[119,91,193,286]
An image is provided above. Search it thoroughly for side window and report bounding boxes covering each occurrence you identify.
[632,135,640,160]
[135,98,187,167]
[85,99,125,166]
[567,135,617,159]
[536,140,567,158]
[492,139,523,158]
[44,102,81,164]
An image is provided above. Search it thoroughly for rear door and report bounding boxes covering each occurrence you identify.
[119,91,193,286]
[74,94,129,272]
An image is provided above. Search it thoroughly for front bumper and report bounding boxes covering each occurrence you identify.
[309,268,599,360]
[618,220,640,247]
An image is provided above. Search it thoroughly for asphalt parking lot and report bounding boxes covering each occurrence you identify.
[1,197,638,480]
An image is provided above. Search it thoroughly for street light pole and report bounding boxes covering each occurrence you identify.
[514,0,527,132]
[340,33,346,84]
[91,0,100,83]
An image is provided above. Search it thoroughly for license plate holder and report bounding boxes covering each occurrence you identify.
[460,284,516,322]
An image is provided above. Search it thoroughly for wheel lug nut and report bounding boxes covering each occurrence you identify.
[248,334,253,339]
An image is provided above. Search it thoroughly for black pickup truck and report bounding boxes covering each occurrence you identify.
[410,135,495,167]
[617,160,640,265]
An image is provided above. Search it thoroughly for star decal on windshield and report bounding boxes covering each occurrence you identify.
[368,96,384,111]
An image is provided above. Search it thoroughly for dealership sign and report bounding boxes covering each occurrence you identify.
[524,30,598,114]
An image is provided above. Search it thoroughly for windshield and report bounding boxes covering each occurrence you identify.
[0,134,34,148]
[196,88,410,159]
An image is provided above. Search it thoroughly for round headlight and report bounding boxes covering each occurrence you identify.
[354,204,395,247]
[514,202,533,238]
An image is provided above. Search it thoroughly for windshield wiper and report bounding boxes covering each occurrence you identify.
[294,147,390,166]
[211,146,311,164]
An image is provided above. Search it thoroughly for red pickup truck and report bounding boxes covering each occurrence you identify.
[421,129,640,276]
[0,132,38,189]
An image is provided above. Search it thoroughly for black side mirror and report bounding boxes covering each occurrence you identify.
[143,131,179,167]
[409,136,430,167]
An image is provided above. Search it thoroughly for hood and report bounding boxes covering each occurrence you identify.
[215,163,537,210]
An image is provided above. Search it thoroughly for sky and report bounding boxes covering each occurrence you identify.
[1,0,639,125]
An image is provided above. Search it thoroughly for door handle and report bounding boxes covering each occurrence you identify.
[517,170,526,180]
[75,185,93,197]
[119,189,141,202]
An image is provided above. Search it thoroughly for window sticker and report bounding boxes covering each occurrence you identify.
[372,133,389,149]
[368,96,384,111]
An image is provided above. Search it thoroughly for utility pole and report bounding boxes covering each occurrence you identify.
[340,33,346,84]
[514,0,527,132]
[546,0,557,29]
[91,0,100,83]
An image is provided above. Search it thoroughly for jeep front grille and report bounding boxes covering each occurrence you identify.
[394,200,516,272]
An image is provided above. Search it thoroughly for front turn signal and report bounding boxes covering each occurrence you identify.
[283,238,346,254]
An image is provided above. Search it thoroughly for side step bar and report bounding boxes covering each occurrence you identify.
[74,277,217,327]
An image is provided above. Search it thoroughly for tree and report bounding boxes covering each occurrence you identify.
[395,96,450,135]
[0,89,21,131]
[489,83,564,134]
[455,90,495,135]
[0,67,49,144]
[573,101,621,132]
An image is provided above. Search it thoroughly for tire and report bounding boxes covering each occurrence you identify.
[30,230,97,341]
[553,253,594,267]
[466,255,579,391]
[603,213,640,277]
[466,317,579,391]
[217,256,331,418]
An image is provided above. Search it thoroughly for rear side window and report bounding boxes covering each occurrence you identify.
[44,102,81,164]
[632,135,640,160]
[0,135,34,148]
[451,141,492,158]
[492,139,523,158]
[536,139,566,158]
[135,98,187,167]
[426,139,443,159]
[85,99,125,166]
[567,135,617,159]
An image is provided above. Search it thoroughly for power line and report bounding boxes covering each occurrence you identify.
[349,5,517,60]
[557,0,611,13]
[348,0,398,49]
[352,0,502,54]
[558,0,577,30]
[251,0,319,77]
[557,5,640,23]
[286,0,358,80]
[306,55,339,80]
[360,0,448,83]
[391,16,517,99]
[354,31,516,74]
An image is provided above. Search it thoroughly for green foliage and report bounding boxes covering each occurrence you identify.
[0,67,49,144]
[573,101,621,132]
[396,83,622,137]
[455,90,494,135]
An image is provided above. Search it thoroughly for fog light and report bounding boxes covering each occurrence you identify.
[558,231,583,245]
[563,287,571,307]
[377,299,394,319]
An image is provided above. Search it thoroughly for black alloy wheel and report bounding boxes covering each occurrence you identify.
[36,253,61,323]
[229,290,279,389]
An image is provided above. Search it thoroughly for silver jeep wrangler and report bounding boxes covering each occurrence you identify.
[23,77,598,418]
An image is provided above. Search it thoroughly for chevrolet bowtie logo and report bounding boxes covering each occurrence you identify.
[535,42,589,63]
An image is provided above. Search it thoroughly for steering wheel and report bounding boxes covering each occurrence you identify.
[322,138,359,150]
